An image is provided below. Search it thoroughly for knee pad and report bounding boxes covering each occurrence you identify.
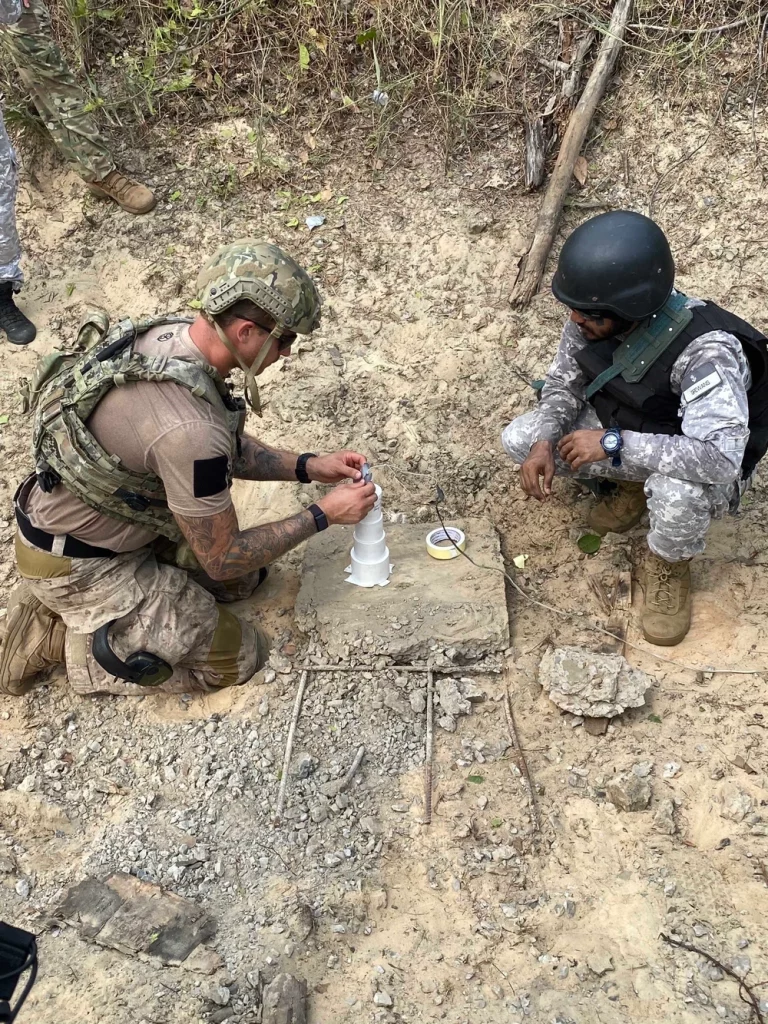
[91,620,173,687]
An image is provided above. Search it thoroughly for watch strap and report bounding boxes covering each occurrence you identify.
[308,503,329,532]
[296,452,317,484]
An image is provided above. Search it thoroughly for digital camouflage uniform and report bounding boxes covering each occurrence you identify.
[502,297,752,562]
[1,0,114,182]
[0,0,22,286]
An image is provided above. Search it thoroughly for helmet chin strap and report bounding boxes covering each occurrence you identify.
[213,321,282,416]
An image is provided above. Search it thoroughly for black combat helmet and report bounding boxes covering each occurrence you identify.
[551,210,675,321]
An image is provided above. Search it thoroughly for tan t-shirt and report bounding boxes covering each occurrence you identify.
[26,323,234,552]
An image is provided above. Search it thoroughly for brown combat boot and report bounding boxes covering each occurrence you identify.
[588,480,647,536]
[87,168,157,215]
[641,553,692,646]
[0,584,66,696]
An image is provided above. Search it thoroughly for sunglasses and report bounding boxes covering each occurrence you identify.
[240,317,297,352]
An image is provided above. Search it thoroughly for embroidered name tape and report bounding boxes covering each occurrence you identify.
[682,362,722,403]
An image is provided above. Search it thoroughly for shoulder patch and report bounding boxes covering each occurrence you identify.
[193,454,230,498]
[681,361,723,404]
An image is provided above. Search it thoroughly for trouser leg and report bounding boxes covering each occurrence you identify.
[0,116,22,287]
[644,474,732,562]
[2,0,114,182]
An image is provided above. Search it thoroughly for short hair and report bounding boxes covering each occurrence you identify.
[211,299,275,331]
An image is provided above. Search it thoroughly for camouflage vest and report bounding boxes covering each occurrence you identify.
[28,316,244,542]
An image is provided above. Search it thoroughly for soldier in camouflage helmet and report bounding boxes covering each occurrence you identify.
[0,239,376,698]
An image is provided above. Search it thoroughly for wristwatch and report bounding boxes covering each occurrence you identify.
[308,503,329,532]
[600,427,623,467]
[295,452,317,484]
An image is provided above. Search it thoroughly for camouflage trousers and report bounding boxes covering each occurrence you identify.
[0,111,22,285]
[1,0,113,182]
[502,406,740,562]
[13,529,269,696]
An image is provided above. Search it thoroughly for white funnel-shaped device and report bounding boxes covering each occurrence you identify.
[345,484,393,588]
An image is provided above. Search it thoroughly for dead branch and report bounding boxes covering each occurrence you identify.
[563,30,596,100]
[275,668,311,823]
[510,0,633,308]
[503,688,541,832]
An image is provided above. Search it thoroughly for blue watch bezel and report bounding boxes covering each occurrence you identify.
[601,427,623,466]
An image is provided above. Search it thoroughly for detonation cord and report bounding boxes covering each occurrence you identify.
[432,488,763,678]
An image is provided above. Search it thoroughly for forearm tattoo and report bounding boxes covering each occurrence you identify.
[176,505,316,580]
[233,436,299,482]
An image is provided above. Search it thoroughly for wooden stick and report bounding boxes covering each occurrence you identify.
[424,665,435,825]
[524,118,546,190]
[503,688,541,833]
[275,668,310,823]
[510,0,633,307]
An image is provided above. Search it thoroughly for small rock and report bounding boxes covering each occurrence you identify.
[17,774,37,793]
[539,646,650,717]
[729,955,751,978]
[436,679,471,717]
[208,985,231,1007]
[607,774,652,812]
[653,798,676,834]
[293,753,318,780]
[15,878,30,899]
[324,853,343,868]
[310,802,329,824]
[409,690,426,714]
[437,715,456,733]
[587,952,614,976]
[693,923,708,937]
[458,680,486,702]
[717,784,753,823]
[632,761,653,778]
[662,762,681,779]
[373,990,393,1007]
[210,1009,234,1024]
[360,816,383,836]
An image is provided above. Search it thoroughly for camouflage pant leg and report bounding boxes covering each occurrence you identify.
[2,0,114,182]
[645,474,732,562]
[15,534,269,696]
[0,112,22,286]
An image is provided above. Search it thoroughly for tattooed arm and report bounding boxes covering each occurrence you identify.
[174,480,377,580]
[176,505,317,580]
[233,437,301,481]
[233,435,369,484]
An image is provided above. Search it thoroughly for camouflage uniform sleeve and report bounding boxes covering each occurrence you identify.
[529,319,588,444]
[0,0,22,24]
[621,331,751,484]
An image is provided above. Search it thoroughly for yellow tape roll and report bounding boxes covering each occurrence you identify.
[426,526,466,560]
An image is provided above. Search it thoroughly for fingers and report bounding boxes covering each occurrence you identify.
[520,464,545,501]
[543,457,555,495]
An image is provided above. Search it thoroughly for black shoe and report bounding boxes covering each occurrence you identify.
[0,283,37,345]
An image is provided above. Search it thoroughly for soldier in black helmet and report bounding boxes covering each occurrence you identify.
[502,210,768,646]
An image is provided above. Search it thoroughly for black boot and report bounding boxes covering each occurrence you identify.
[0,283,37,345]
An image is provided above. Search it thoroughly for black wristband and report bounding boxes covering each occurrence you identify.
[296,452,317,484]
[308,503,329,532]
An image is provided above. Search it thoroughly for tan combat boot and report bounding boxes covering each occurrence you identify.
[641,553,692,646]
[87,169,157,215]
[0,584,66,696]
[588,480,647,536]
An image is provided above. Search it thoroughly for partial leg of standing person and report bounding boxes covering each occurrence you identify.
[1,0,156,214]
[0,112,35,344]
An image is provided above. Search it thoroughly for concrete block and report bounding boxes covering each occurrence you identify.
[296,518,509,660]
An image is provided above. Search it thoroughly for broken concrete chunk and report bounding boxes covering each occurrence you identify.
[458,679,486,702]
[181,945,224,975]
[436,679,471,718]
[437,715,457,733]
[262,973,307,1024]
[56,872,215,964]
[653,798,677,835]
[539,646,651,718]
[382,687,411,718]
[606,774,652,812]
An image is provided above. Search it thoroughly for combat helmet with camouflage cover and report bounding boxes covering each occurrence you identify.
[197,240,321,414]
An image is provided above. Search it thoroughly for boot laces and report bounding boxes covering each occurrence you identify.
[101,169,137,200]
[648,562,674,609]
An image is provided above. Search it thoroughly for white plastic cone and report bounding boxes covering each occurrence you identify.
[345,484,393,588]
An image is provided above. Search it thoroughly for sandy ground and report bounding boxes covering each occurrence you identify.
[1,65,768,1024]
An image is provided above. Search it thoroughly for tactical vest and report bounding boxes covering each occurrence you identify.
[29,316,245,542]
[574,302,768,478]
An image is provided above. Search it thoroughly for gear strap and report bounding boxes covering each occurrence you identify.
[213,321,281,417]
[585,292,693,400]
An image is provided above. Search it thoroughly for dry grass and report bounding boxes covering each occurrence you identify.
[0,0,764,158]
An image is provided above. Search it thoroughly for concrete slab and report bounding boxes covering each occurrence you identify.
[296,518,509,661]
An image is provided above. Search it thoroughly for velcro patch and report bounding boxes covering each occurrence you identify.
[681,361,722,404]
[193,454,230,498]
